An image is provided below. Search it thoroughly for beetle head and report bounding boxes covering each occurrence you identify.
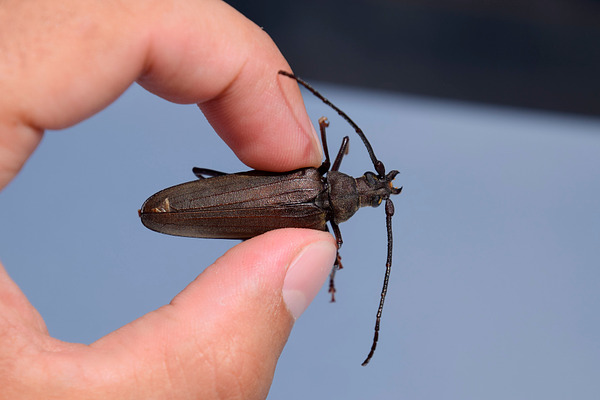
[358,170,402,208]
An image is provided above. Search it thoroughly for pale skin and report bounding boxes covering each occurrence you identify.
[0,0,338,398]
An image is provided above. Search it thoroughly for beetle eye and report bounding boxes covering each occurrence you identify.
[365,172,377,185]
[371,196,382,207]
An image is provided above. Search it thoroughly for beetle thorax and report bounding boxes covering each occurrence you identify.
[326,171,360,224]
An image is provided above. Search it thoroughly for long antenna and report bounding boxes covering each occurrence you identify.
[278,71,385,177]
[279,70,401,366]
[361,198,395,366]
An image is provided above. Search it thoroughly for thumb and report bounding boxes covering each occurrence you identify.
[92,229,337,399]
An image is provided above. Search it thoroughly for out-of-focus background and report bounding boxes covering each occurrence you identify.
[1,1,599,399]
[229,0,600,116]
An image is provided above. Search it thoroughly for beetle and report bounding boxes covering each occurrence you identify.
[139,70,402,365]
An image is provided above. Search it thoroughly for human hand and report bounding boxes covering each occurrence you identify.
[0,0,337,398]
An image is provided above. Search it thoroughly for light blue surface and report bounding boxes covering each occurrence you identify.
[1,82,599,399]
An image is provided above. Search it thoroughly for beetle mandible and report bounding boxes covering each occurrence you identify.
[139,71,402,365]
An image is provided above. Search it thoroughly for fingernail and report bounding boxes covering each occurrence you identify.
[283,241,337,320]
[305,119,323,166]
[309,121,320,149]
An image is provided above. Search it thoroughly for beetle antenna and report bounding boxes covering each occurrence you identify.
[278,71,383,175]
[362,198,395,366]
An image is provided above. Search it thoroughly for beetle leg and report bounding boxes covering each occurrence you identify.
[326,222,344,302]
[317,117,332,175]
[192,167,228,179]
[330,221,344,302]
[328,261,338,302]
[330,221,344,250]
[329,250,344,302]
[331,136,350,172]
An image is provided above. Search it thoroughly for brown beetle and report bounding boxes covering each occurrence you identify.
[140,71,402,365]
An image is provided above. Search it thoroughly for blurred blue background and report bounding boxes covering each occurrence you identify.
[2,2,600,399]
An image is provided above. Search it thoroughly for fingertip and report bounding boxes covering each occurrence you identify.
[282,238,338,320]
[199,65,324,172]
[275,71,324,169]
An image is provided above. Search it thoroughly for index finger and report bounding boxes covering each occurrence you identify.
[0,0,322,189]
